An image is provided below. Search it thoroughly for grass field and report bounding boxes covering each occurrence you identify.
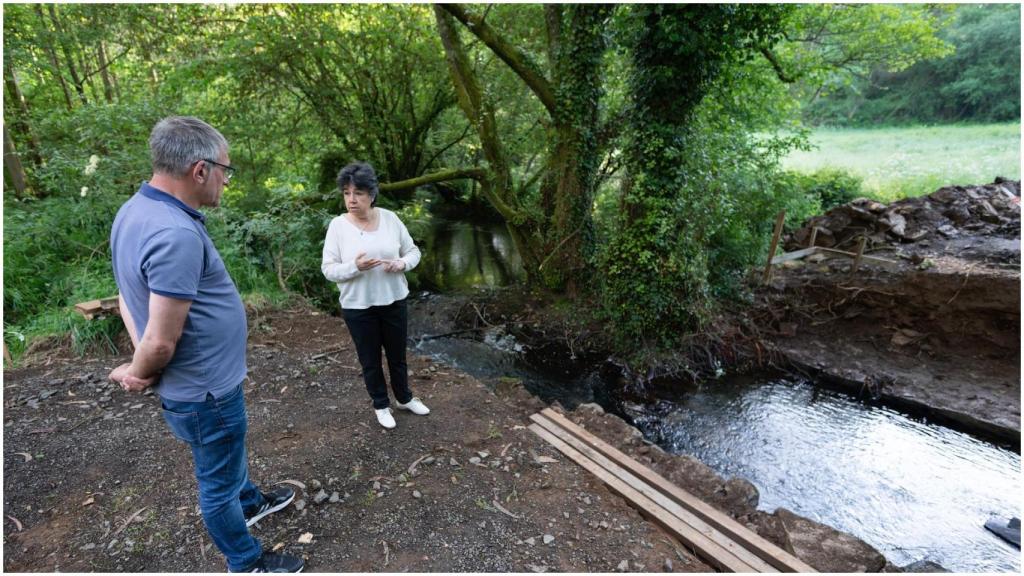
[782,123,1021,201]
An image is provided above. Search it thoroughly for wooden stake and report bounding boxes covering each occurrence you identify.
[850,237,867,274]
[808,227,819,248]
[763,211,786,284]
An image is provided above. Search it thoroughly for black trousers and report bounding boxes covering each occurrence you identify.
[342,298,413,409]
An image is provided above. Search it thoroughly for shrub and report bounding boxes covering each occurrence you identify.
[796,168,863,212]
[214,176,334,309]
[3,190,126,360]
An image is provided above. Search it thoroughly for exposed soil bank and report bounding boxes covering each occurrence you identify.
[757,180,1020,448]
[4,307,885,572]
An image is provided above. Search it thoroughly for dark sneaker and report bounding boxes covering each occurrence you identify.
[244,487,295,527]
[232,551,304,573]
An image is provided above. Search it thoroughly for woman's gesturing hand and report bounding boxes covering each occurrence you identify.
[355,252,382,271]
[382,259,406,273]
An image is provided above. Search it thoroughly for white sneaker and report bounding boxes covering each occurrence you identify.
[375,407,396,429]
[396,397,430,415]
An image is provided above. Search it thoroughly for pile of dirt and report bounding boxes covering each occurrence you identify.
[785,178,1020,257]
[3,307,888,572]
[758,180,1020,445]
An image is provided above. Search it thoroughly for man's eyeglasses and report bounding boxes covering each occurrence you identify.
[203,159,236,181]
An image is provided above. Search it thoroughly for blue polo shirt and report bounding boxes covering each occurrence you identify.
[110,182,247,402]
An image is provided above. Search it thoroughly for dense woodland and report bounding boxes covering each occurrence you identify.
[805,4,1020,125]
[2,4,1013,363]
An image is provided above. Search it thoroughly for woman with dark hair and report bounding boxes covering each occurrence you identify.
[321,161,429,429]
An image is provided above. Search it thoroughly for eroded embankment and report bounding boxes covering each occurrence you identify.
[757,180,1020,446]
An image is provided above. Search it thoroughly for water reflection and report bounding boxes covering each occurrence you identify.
[627,377,1022,573]
[415,219,523,291]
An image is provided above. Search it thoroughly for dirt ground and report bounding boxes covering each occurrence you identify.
[755,180,1020,446]
[4,306,885,573]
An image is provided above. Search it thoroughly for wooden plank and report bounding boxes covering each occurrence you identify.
[770,247,819,265]
[99,296,120,310]
[73,295,120,319]
[531,414,776,572]
[540,408,816,573]
[814,247,897,266]
[772,246,898,268]
[528,422,760,573]
[74,299,102,315]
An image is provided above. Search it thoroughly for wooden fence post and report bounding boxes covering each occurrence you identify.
[762,210,786,284]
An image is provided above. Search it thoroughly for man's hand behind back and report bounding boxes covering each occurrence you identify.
[109,362,158,392]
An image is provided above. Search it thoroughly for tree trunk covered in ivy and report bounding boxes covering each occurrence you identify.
[602,4,787,351]
[537,5,609,292]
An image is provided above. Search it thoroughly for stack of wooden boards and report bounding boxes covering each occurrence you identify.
[529,408,816,573]
[73,296,120,320]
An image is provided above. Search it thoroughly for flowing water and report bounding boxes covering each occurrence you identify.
[412,217,1021,572]
[623,376,1021,573]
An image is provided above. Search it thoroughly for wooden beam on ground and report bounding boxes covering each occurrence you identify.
[531,413,777,572]
[815,247,897,266]
[769,246,899,270]
[73,295,120,320]
[539,408,816,573]
[528,421,761,573]
[771,246,819,265]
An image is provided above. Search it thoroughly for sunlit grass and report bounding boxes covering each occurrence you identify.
[782,123,1021,202]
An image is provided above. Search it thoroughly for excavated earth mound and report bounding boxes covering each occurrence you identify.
[758,179,1020,445]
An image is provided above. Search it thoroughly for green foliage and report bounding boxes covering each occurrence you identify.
[3,192,122,324]
[2,3,970,363]
[3,189,124,359]
[772,4,954,99]
[805,5,1019,125]
[214,178,335,309]
[599,4,790,355]
[223,4,455,189]
[30,100,164,197]
[785,169,863,213]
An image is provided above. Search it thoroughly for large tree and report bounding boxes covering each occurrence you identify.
[601,4,789,349]
[383,4,616,289]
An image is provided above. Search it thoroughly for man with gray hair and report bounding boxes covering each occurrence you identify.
[109,116,303,572]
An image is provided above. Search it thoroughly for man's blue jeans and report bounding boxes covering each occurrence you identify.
[161,384,262,570]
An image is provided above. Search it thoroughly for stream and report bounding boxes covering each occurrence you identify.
[409,216,1021,572]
